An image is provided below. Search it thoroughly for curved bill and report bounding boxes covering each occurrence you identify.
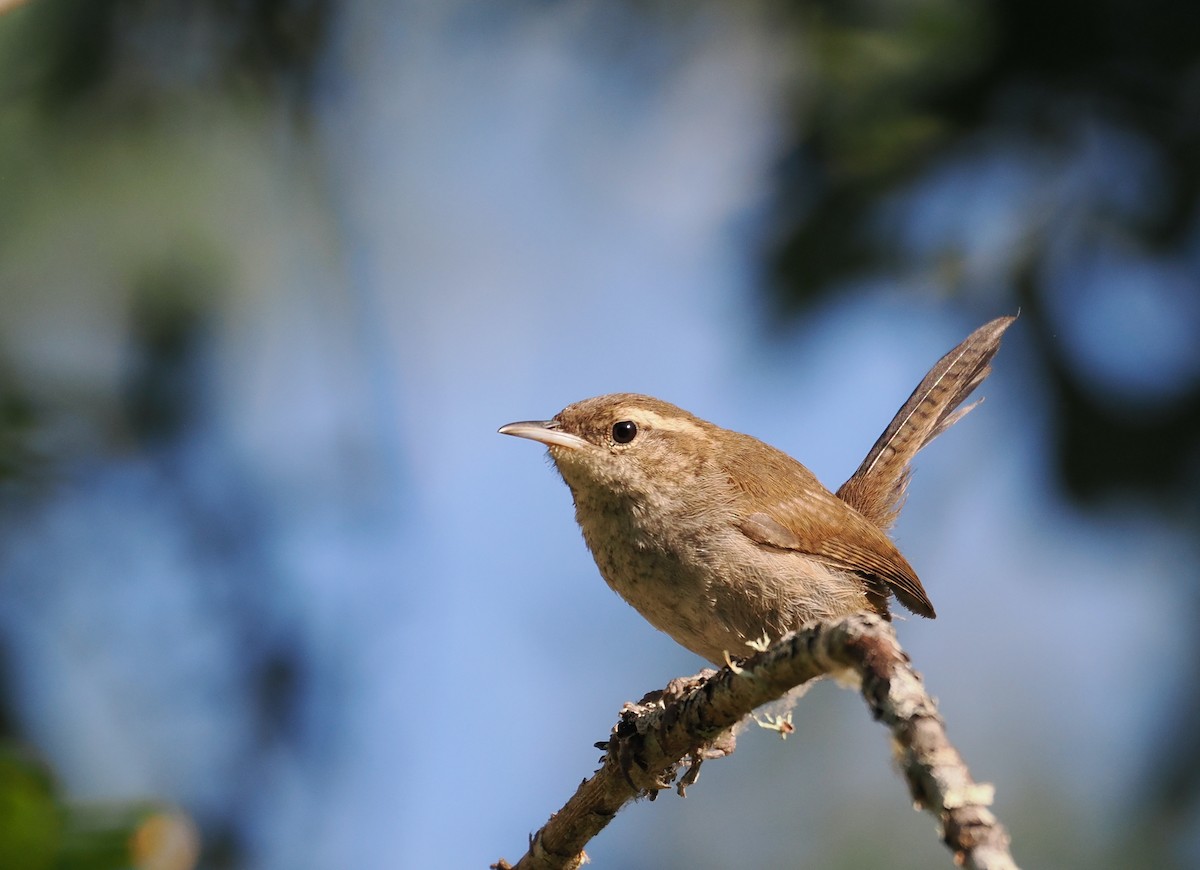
[498,420,588,450]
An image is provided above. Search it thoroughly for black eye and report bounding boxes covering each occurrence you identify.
[612,420,638,444]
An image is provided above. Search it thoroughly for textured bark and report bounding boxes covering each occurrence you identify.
[493,613,1017,870]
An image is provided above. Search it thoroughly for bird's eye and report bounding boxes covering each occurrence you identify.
[612,420,638,444]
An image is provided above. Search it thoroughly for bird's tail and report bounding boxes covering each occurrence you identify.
[837,315,1015,530]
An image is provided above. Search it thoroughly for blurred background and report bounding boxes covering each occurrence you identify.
[0,0,1198,867]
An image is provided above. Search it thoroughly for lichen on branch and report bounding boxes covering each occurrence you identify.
[494,613,1017,870]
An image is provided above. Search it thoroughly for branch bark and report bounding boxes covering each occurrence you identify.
[494,613,1017,870]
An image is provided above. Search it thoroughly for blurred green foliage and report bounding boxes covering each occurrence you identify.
[0,5,324,867]
[0,745,197,870]
[768,0,1200,507]
[0,378,37,487]
[0,747,61,870]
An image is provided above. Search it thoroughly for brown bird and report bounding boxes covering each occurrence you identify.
[500,316,1014,664]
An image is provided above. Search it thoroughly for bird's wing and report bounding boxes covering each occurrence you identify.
[722,435,936,618]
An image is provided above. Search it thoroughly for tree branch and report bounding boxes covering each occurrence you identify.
[494,612,1017,870]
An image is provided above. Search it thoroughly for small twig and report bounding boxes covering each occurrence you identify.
[493,613,1017,870]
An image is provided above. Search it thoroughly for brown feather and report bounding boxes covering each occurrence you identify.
[723,434,936,618]
[837,315,1015,531]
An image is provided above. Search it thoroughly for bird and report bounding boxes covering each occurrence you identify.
[499,316,1014,665]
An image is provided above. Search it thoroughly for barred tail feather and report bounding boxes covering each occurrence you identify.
[837,316,1015,530]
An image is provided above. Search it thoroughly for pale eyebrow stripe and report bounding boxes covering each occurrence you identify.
[622,409,706,437]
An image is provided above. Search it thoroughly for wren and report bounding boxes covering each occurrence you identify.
[500,317,1013,664]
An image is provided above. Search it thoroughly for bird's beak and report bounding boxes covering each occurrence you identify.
[498,420,588,450]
